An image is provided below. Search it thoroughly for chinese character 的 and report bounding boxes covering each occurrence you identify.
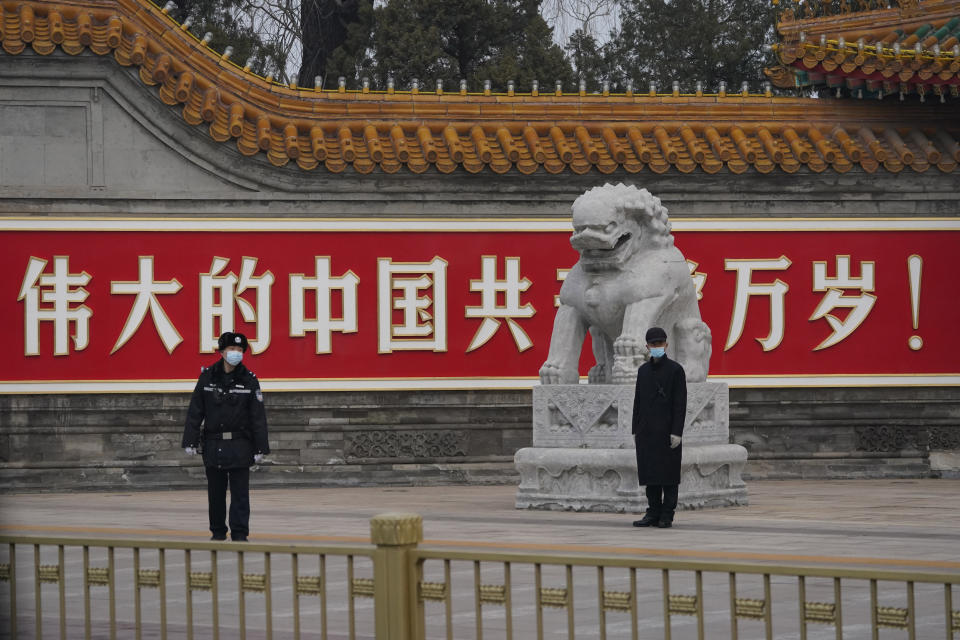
[200,257,275,354]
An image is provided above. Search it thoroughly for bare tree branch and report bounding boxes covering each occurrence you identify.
[541,0,621,44]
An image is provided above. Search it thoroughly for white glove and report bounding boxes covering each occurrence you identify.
[184,446,198,456]
[669,435,682,449]
[254,454,264,464]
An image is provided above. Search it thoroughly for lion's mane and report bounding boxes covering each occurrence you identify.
[571,183,674,249]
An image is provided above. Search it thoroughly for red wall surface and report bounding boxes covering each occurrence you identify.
[3,219,957,389]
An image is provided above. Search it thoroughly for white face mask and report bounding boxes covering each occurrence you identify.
[649,347,666,359]
[224,350,243,366]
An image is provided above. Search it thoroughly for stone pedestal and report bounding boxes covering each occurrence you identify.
[515,383,748,512]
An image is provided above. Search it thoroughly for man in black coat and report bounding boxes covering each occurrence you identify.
[182,332,270,541]
[631,327,687,529]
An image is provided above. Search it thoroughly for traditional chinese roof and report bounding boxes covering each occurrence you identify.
[2,0,958,175]
[768,0,960,100]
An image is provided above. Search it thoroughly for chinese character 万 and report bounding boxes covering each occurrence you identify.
[199,257,275,354]
[809,256,876,350]
[724,256,791,351]
[465,256,535,352]
[289,257,359,354]
[110,256,183,354]
[18,256,92,356]
[377,257,447,352]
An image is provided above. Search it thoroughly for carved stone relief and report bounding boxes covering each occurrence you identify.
[534,382,730,449]
[345,430,468,460]
[929,427,960,450]
[856,425,960,452]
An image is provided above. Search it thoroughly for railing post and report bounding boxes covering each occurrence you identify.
[370,513,423,640]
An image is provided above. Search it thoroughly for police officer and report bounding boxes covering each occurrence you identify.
[182,332,269,541]
[631,326,687,529]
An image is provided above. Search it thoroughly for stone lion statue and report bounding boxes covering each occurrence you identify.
[540,183,712,384]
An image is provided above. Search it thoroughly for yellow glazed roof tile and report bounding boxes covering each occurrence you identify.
[2,0,957,175]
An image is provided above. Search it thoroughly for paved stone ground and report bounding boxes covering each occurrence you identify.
[0,479,958,639]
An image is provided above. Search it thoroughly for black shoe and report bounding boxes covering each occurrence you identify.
[657,513,674,528]
[210,535,227,541]
[632,512,661,527]
[232,535,248,542]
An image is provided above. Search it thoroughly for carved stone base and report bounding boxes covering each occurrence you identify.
[515,445,748,512]
[516,383,749,512]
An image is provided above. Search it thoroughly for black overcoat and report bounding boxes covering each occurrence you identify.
[182,360,270,469]
[631,356,687,486]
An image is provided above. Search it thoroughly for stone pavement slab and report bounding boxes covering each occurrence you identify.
[1,479,958,571]
[1,480,958,640]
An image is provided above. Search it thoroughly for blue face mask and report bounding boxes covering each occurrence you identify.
[224,350,243,366]
[649,347,666,359]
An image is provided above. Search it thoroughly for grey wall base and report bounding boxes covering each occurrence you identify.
[0,460,520,493]
[1,387,958,492]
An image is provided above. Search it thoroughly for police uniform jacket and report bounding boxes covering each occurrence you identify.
[182,360,270,469]
[631,355,687,486]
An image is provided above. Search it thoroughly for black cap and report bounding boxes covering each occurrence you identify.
[217,331,249,352]
[645,327,668,343]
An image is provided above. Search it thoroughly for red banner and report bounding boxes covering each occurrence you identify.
[3,218,957,391]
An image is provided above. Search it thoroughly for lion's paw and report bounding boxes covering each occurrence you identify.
[539,362,578,384]
[588,364,608,384]
[613,335,646,357]
[611,357,641,384]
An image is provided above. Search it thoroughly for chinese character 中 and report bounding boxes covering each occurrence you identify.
[18,256,92,356]
[290,257,359,354]
[809,256,876,350]
[465,256,535,352]
[110,256,183,353]
[377,257,447,352]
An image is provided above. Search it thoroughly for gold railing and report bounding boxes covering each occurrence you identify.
[409,548,960,640]
[0,534,377,639]
[2,514,959,639]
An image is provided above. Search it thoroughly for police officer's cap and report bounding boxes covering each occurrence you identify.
[645,327,668,343]
[217,331,249,352]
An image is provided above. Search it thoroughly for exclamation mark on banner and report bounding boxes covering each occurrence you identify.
[907,255,923,351]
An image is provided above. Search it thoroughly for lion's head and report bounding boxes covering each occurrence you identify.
[569,183,674,272]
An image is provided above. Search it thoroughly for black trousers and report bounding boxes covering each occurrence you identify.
[205,466,250,539]
[645,484,679,516]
